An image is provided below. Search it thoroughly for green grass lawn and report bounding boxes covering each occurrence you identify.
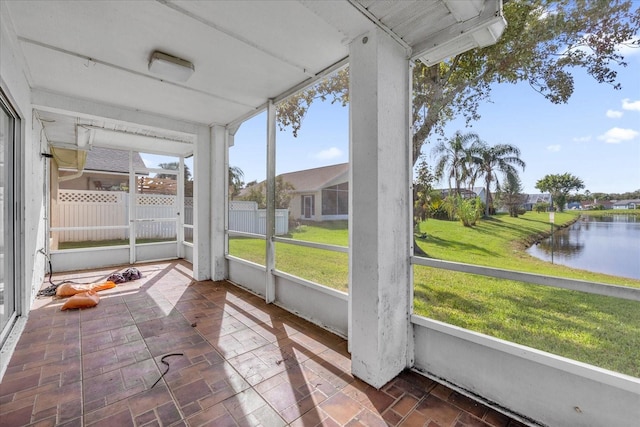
[59,237,176,249]
[415,210,640,286]
[412,211,640,377]
[228,222,349,289]
[231,212,640,377]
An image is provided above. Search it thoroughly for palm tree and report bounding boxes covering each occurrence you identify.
[157,161,192,181]
[228,166,244,198]
[471,143,526,217]
[431,131,481,197]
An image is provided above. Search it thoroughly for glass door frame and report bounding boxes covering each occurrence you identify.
[0,88,21,347]
[129,151,184,264]
[303,195,314,219]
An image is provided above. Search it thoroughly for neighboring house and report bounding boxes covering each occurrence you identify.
[283,163,350,221]
[240,163,349,222]
[472,187,489,206]
[567,202,581,210]
[521,193,552,211]
[581,199,614,210]
[58,147,147,191]
[438,187,488,205]
[612,199,640,210]
[495,193,550,213]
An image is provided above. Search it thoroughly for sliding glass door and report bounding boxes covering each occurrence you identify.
[0,92,18,346]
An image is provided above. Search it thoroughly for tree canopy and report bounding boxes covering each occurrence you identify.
[240,176,295,210]
[277,0,639,166]
[496,173,527,217]
[229,166,245,198]
[469,142,526,216]
[431,131,481,194]
[156,161,191,181]
[535,172,585,211]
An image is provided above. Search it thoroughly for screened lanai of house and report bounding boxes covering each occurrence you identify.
[2,2,638,427]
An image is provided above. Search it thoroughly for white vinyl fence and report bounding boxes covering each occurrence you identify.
[53,190,129,242]
[53,190,287,243]
[134,194,179,240]
[228,201,289,235]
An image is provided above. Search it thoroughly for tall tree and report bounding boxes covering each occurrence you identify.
[535,173,585,212]
[156,161,191,181]
[470,143,526,217]
[496,173,527,217]
[229,165,245,199]
[413,155,436,223]
[240,177,295,210]
[431,131,481,196]
[277,0,639,166]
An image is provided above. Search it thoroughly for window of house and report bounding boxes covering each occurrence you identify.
[322,182,349,215]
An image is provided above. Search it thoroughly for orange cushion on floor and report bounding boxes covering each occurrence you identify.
[56,281,116,297]
[60,290,100,310]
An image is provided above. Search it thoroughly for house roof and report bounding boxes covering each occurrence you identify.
[612,199,640,206]
[84,147,146,174]
[523,194,551,204]
[438,188,480,198]
[582,200,614,207]
[280,163,349,192]
[240,163,349,196]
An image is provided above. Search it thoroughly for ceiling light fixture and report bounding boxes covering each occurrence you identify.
[148,51,195,82]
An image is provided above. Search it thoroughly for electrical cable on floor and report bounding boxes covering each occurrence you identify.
[36,250,101,297]
[151,353,184,389]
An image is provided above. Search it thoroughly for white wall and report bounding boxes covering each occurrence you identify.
[26,117,48,301]
[1,0,47,314]
[412,316,640,427]
[226,257,348,338]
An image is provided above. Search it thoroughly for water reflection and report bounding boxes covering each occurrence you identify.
[535,231,585,257]
[527,214,640,279]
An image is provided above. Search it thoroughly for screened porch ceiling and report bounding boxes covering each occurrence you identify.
[5,0,505,154]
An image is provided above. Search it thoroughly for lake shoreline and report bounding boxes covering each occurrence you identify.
[524,211,640,280]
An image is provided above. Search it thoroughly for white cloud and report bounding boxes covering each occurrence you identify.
[597,127,639,144]
[616,36,640,57]
[572,135,591,143]
[547,145,561,152]
[313,147,343,160]
[606,109,623,118]
[622,98,640,112]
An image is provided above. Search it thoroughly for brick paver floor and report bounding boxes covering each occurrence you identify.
[0,260,526,426]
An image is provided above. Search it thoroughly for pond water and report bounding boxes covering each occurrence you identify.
[526,214,640,280]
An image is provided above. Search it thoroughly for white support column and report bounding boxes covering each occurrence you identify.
[177,156,185,259]
[210,125,227,280]
[349,27,412,388]
[128,150,136,264]
[193,125,212,280]
[265,100,276,303]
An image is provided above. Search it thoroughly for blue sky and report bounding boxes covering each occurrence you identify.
[230,42,640,195]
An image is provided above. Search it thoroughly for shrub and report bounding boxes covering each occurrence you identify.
[458,196,483,226]
[534,202,549,213]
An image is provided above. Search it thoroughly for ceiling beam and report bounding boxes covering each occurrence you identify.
[32,89,200,137]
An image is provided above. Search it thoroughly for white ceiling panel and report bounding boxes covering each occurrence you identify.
[3,0,504,153]
[20,42,252,125]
